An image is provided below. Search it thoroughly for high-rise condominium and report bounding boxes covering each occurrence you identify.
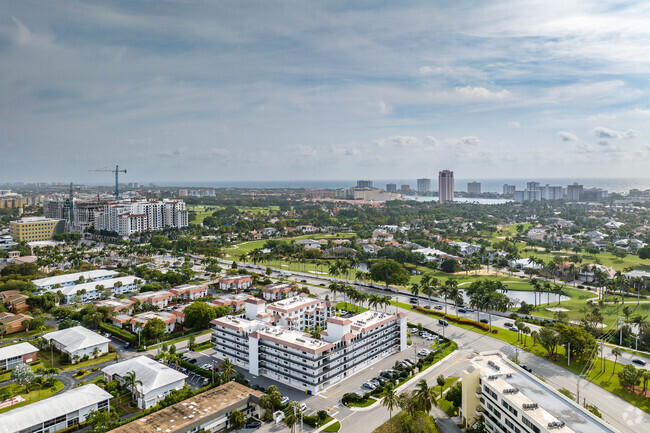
[467,182,481,195]
[356,180,373,188]
[439,170,454,202]
[386,183,397,192]
[416,178,431,194]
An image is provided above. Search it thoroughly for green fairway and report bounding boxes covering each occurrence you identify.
[187,204,283,224]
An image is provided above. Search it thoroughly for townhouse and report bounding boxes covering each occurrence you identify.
[94,298,135,314]
[112,311,177,334]
[170,283,209,300]
[218,275,253,292]
[261,282,298,301]
[130,290,174,308]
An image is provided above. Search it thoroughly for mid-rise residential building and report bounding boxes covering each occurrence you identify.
[503,184,516,195]
[113,311,177,333]
[0,234,18,251]
[211,308,407,393]
[218,275,253,292]
[44,196,105,232]
[538,185,563,201]
[566,183,584,201]
[9,217,65,242]
[43,326,110,363]
[0,342,38,370]
[263,294,336,331]
[0,384,112,433]
[439,170,454,202]
[417,178,432,194]
[582,188,609,200]
[211,293,253,311]
[48,276,141,304]
[467,182,482,195]
[526,181,540,191]
[94,198,188,237]
[461,351,619,433]
[106,381,262,433]
[102,356,187,409]
[356,180,373,188]
[514,189,542,203]
[94,298,135,314]
[261,282,298,301]
[0,190,24,209]
[32,269,118,291]
[130,290,173,308]
[386,183,397,192]
[170,283,209,300]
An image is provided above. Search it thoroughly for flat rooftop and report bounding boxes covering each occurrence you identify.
[267,295,320,313]
[473,353,618,433]
[212,315,265,333]
[349,310,401,333]
[32,269,117,287]
[107,381,262,433]
[255,327,333,354]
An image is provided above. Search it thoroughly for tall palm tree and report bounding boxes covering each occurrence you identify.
[611,348,622,374]
[413,379,437,413]
[410,283,420,306]
[220,358,237,382]
[439,278,458,316]
[382,383,400,433]
[123,370,143,404]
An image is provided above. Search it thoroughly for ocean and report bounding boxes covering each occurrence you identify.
[159,177,650,194]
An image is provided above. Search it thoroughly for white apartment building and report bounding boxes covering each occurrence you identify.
[43,326,110,363]
[94,198,188,237]
[32,269,118,291]
[211,307,407,394]
[263,294,336,331]
[261,282,298,301]
[170,283,209,300]
[0,384,112,433]
[130,290,174,308]
[49,276,141,304]
[218,275,253,292]
[103,356,187,409]
[462,352,621,433]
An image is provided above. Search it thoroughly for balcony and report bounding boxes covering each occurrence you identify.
[475,387,483,398]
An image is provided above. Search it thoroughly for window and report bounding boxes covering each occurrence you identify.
[522,417,540,433]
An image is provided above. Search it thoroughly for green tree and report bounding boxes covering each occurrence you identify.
[11,363,35,393]
[413,379,437,413]
[611,348,622,374]
[436,374,446,395]
[382,383,400,433]
[228,410,245,432]
[618,364,640,390]
[219,358,237,382]
[369,259,410,289]
[445,382,462,408]
[143,318,167,342]
[183,302,217,328]
[86,409,119,433]
[122,370,143,404]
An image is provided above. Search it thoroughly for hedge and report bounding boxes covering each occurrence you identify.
[178,359,212,378]
[99,323,137,344]
[413,306,490,331]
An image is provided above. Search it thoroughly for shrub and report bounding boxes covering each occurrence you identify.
[317,410,328,421]
[491,330,498,334]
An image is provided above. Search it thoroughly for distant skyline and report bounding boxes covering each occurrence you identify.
[2,1,650,182]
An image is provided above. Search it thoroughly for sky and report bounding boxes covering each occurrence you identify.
[1,0,650,184]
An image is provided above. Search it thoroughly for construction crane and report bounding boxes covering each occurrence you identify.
[89,165,127,199]
[48,183,82,227]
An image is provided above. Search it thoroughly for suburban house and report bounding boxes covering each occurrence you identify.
[130,290,174,308]
[0,290,29,313]
[94,298,135,314]
[211,294,252,312]
[0,342,38,370]
[170,284,209,300]
[43,326,110,363]
[113,311,177,334]
[218,275,253,292]
[294,239,321,250]
[0,312,32,334]
[102,356,187,409]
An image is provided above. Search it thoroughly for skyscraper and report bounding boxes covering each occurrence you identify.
[438,170,454,202]
[467,182,481,195]
[416,178,431,194]
[567,183,583,201]
[502,184,516,195]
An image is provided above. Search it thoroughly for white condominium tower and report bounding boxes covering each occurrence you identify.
[439,169,454,202]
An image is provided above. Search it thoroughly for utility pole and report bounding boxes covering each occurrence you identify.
[576,376,580,404]
[619,316,624,346]
[600,340,604,372]
[567,342,570,366]
[515,346,519,364]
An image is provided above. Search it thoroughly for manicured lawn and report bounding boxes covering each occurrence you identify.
[224,233,356,262]
[0,380,64,413]
[371,410,437,433]
[0,326,54,344]
[323,421,341,432]
[187,205,283,224]
[348,396,378,407]
[432,377,458,397]
[164,329,212,346]
[438,397,458,417]
[191,342,212,352]
[38,350,119,371]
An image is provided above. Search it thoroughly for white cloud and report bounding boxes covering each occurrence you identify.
[593,127,641,139]
[458,136,480,146]
[558,132,578,142]
[454,86,512,100]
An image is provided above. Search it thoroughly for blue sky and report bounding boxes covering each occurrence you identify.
[1,0,650,183]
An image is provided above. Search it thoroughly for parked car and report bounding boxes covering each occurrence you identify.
[300,403,308,412]
[418,349,430,357]
[504,322,513,328]
[380,370,396,379]
[362,382,377,390]
[521,364,532,373]
[376,376,389,383]
[433,305,442,310]
[457,308,467,313]
[245,420,262,429]
[403,358,415,366]
[301,279,307,283]
[438,319,449,326]
[632,358,647,366]
[409,298,418,304]
[368,379,380,387]
[353,391,365,399]
[479,318,489,324]
[423,304,431,309]
[281,396,290,405]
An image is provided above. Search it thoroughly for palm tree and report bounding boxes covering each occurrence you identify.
[123,370,143,405]
[410,283,420,306]
[522,326,531,346]
[413,379,437,413]
[220,358,237,382]
[398,391,419,417]
[611,348,622,374]
[382,383,400,433]
[32,376,45,401]
[641,369,650,395]
[439,278,458,317]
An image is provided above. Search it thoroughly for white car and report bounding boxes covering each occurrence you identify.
[362,381,377,390]
[418,349,430,357]
[300,403,307,412]
[281,396,290,405]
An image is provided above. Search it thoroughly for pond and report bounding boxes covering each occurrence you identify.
[460,289,570,306]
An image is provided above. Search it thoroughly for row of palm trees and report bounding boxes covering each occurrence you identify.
[327,282,392,312]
